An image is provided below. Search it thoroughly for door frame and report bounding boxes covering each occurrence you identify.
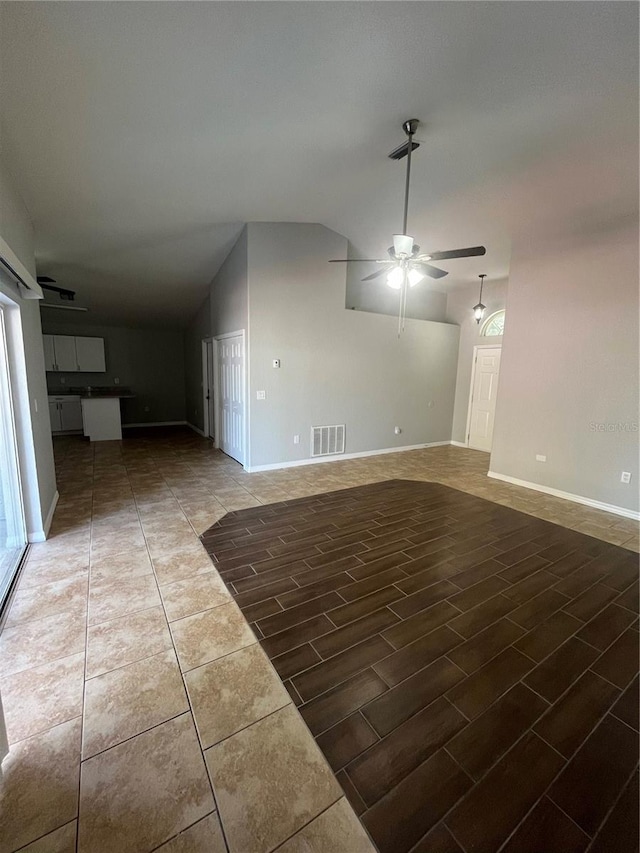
[201,338,216,442]
[464,344,502,449]
[207,330,247,466]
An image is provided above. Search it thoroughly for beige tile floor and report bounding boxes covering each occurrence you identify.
[0,430,637,853]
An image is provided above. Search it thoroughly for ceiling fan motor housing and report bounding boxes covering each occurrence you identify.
[393,234,414,257]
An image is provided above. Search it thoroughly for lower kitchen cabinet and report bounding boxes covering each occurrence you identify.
[48,397,83,433]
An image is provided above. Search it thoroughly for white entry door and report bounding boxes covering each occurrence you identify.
[468,346,502,452]
[217,333,245,464]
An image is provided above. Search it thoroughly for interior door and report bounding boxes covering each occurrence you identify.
[468,347,502,452]
[217,334,245,464]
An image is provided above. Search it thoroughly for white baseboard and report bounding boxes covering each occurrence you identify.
[123,420,188,428]
[187,422,207,438]
[487,471,640,521]
[245,441,452,473]
[28,489,59,542]
[450,440,468,448]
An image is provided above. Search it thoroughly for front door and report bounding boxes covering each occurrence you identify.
[468,346,502,452]
[217,333,245,464]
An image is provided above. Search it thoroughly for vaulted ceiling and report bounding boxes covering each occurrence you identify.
[0,2,636,326]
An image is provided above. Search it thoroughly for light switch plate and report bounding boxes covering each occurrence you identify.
[256,390,266,400]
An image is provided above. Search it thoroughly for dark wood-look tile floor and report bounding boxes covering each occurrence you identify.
[201,480,639,853]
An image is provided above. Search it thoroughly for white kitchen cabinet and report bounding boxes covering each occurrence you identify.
[48,397,83,433]
[53,336,78,371]
[42,334,106,372]
[75,336,106,372]
[43,335,56,371]
[48,400,62,432]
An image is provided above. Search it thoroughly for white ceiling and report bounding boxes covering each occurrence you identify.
[0,2,637,326]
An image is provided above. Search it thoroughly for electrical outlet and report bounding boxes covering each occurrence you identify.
[60,377,66,384]
[114,377,120,385]
[272,359,281,369]
[293,434,300,444]
[256,390,266,400]
[621,471,632,484]
[394,426,402,435]
[536,454,547,463]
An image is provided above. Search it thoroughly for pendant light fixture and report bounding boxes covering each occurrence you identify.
[473,274,487,323]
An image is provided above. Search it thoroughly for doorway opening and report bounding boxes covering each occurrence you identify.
[202,339,216,441]
[466,345,502,452]
[202,331,247,466]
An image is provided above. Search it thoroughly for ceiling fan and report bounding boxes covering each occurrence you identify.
[330,118,486,333]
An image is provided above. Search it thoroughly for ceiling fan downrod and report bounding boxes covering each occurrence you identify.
[401,119,419,238]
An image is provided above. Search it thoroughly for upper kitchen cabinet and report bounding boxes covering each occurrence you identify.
[75,336,106,372]
[42,334,106,372]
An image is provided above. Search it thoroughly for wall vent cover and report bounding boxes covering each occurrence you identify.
[311,424,346,457]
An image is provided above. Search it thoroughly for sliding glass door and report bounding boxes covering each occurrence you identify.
[0,305,26,610]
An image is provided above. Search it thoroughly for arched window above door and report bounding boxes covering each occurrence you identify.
[481,310,505,337]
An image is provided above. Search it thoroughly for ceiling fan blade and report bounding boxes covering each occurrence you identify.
[414,263,448,279]
[361,267,392,282]
[426,246,487,261]
[329,258,388,263]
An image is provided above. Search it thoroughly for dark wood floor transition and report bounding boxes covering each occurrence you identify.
[201,480,639,853]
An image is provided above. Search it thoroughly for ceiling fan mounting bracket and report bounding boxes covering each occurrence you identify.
[402,118,420,137]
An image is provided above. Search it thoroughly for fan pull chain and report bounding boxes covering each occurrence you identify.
[398,270,408,337]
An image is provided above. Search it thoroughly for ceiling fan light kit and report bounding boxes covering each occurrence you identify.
[329,118,487,334]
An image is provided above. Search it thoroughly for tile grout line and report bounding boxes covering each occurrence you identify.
[132,451,234,853]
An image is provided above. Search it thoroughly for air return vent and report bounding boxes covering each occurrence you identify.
[311,424,346,457]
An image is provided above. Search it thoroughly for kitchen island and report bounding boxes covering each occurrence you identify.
[47,387,135,440]
[81,396,124,441]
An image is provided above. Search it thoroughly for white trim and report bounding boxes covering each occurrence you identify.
[43,489,59,537]
[487,470,640,521]
[123,420,188,428]
[450,440,468,448]
[0,237,42,298]
[27,489,59,543]
[187,422,206,438]
[245,441,452,473]
[465,343,502,450]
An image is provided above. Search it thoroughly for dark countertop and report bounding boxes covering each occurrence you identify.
[48,386,135,399]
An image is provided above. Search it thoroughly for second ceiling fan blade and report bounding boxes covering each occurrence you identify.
[414,263,448,279]
[361,267,392,281]
[426,246,486,261]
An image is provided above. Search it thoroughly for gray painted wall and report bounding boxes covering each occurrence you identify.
[446,278,509,444]
[43,323,186,425]
[210,227,248,337]
[183,296,211,432]
[247,223,459,468]
[490,225,639,512]
[0,164,57,535]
